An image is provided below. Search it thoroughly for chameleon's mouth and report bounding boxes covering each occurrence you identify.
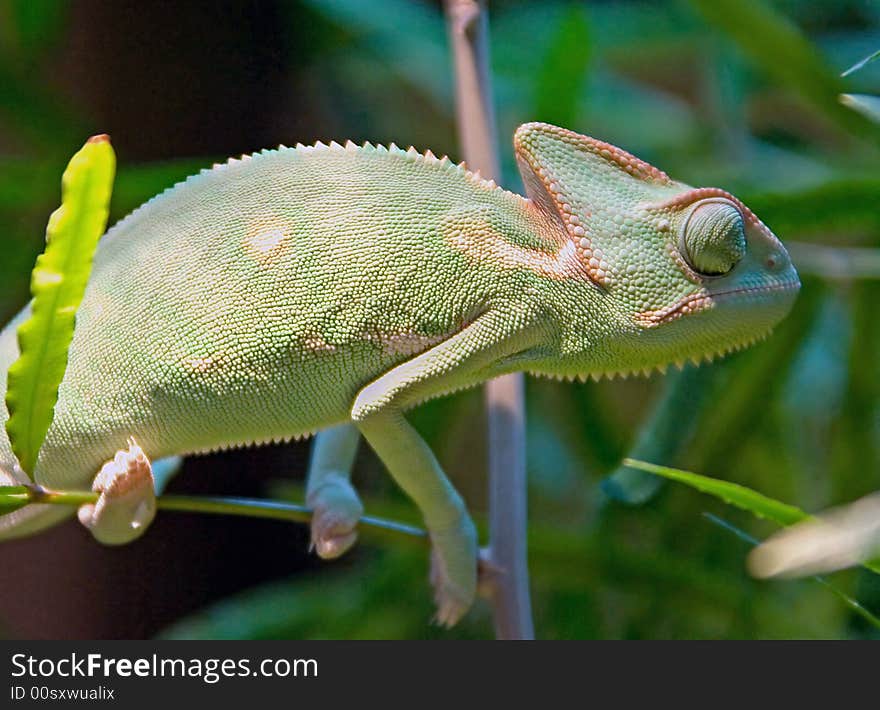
[639,278,801,327]
[711,278,801,301]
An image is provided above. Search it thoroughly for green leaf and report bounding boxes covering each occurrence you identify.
[0,0,68,61]
[602,364,720,505]
[624,458,880,576]
[623,458,807,525]
[743,178,880,243]
[300,0,450,107]
[531,5,591,128]
[686,0,880,143]
[0,485,32,515]
[5,135,115,477]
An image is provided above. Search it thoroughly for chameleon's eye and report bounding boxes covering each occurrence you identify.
[679,200,746,276]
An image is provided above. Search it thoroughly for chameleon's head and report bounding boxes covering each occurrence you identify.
[514,122,800,376]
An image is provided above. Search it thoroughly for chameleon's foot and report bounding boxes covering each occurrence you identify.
[428,514,478,627]
[307,474,363,559]
[77,438,156,545]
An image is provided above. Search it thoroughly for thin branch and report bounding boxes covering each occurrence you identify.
[9,485,426,545]
[443,0,534,640]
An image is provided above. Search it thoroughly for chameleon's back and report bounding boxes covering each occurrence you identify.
[0,142,545,497]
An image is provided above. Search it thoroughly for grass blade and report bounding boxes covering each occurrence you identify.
[841,49,880,78]
[704,513,880,632]
[624,458,880,576]
[5,135,115,476]
[623,458,807,525]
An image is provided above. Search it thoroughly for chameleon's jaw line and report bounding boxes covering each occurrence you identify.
[534,323,777,385]
[640,278,801,327]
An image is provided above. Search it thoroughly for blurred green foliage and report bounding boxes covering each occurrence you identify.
[1,0,878,638]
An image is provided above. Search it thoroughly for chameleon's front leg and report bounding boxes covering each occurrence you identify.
[77,438,156,545]
[352,310,541,626]
[306,423,363,559]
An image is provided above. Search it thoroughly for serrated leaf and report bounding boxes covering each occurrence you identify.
[624,458,807,525]
[0,485,32,515]
[624,458,880,576]
[5,135,115,477]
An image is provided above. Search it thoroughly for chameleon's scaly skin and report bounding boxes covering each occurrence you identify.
[0,123,799,624]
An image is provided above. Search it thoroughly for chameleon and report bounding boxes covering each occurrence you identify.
[0,122,800,626]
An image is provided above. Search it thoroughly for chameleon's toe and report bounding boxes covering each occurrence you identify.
[307,474,363,560]
[428,516,478,627]
[310,508,360,559]
[77,437,156,546]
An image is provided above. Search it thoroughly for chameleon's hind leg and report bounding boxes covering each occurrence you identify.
[77,438,156,545]
[306,423,363,559]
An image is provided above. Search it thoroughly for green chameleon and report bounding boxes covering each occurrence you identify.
[0,122,799,626]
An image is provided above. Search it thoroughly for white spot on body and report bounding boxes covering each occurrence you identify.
[444,218,586,281]
[303,333,337,353]
[243,217,290,264]
[367,331,447,358]
[185,355,217,373]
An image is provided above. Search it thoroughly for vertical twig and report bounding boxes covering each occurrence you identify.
[443,0,535,640]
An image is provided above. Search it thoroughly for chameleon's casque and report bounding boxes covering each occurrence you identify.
[0,122,799,625]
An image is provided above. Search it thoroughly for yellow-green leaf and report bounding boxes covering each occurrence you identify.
[0,485,32,516]
[5,135,115,477]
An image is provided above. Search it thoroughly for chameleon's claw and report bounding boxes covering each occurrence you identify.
[77,437,156,545]
[310,509,359,559]
[307,474,363,560]
[429,547,474,628]
[428,516,478,627]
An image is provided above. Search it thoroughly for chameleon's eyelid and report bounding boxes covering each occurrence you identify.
[679,197,744,234]
[678,199,747,277]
